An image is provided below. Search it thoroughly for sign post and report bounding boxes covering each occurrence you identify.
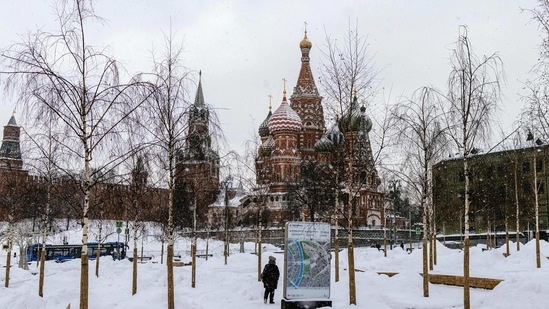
[282,222,332,309]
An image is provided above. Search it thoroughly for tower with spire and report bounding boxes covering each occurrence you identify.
[290,29,326,160]
[0,112,24,170]
[176,72,220,228]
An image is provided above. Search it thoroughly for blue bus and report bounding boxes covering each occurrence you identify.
[27,242,127,262]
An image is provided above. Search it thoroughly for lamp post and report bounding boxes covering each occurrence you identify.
[527,130,542,269]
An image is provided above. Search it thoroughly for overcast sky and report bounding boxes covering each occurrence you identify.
[0,0,542,158]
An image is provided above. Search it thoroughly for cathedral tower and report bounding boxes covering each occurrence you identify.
[290,30,326,160]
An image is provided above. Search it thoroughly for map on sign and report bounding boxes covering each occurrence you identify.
[283,222,331,300]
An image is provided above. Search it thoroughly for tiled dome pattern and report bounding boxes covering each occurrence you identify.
[268,99,302,133]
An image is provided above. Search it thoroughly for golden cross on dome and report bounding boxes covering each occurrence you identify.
[268,95,273,111]
[304,21,307,33]
[282,78,287,96]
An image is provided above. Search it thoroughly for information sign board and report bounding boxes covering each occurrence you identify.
[283,221,331,300]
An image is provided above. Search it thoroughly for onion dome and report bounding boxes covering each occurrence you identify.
[314,134,334,152]
[360,105,373,133]
[339,94,362,133]
[299,30,312,49]
[268,93,302,133]
[259,135,275,156]
[258,107,272,138]
[326,120,345,147]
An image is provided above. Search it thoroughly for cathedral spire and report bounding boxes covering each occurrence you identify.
[194,70,205,107]
[282,78,287,100]
[8,109,17,126]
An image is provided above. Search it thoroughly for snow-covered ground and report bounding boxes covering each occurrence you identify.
[1,224,548,309]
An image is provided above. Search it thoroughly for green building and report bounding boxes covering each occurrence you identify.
[433,144,549,235]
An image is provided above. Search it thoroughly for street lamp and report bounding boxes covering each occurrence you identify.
[526,130,542,268]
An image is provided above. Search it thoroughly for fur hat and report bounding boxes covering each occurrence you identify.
[268,256,276,261]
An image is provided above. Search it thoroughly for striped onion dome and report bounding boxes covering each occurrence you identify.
[314,134,334,152]
[268,96,302,133]
[259,135,275,156]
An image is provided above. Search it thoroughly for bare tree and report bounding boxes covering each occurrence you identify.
[139,33,191,309]
[392,86,447,297]
[0,1,150,308]
[22,110,67,297]
[521,0,549,268]
[443,26,503,309]
[286,159,336,222]
[319,20,379,121]
[318,21,384,306]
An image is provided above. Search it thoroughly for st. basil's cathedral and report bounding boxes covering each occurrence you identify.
[252,31,384,227]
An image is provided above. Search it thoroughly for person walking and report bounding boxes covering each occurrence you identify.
[261,255,280,304]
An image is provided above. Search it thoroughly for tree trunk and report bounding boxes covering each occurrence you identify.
[505,219,510,256]
[39,226,47,296]
[334,230,339,282]
[239,230,244,253]
[383,225,387,258]
[514,163,520,252]
[132,222,139,295]
[257,223,262,282]
[486,222,490,250]
[161,239,164,264]
[533,152,541,268]
[39,248,46,296]
[463,157,471,309]
[206,229,210,261]
[432,209,437,265]
[80,187,90,309]
[429,233,434,271]
[191,202,197,288]
[422,195,429,297]
[95,224,102,278]
[167,243,174,309]
[79,254,89,309]
[39,178,52,297]
[347,230,356,305]
[5,246,11,288]
[191,241,196,288]
[167,178,175,309]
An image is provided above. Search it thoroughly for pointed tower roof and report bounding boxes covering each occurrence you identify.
[194,71,205,107]
[292,29,319,97]
[8,110,17,126]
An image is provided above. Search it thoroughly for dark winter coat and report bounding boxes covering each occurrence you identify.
[261,261,280,289]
